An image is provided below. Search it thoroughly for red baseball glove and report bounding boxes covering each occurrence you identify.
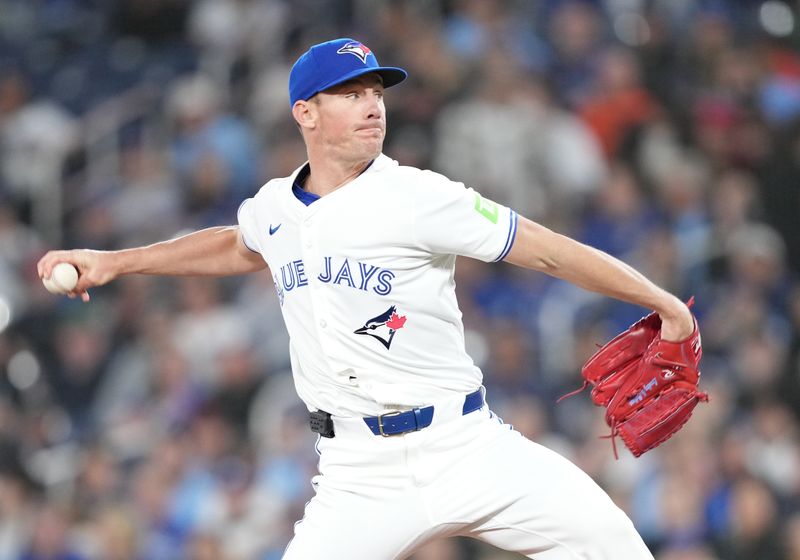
[563,302,708,458]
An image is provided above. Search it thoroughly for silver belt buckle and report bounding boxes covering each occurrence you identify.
[377,410,403,437]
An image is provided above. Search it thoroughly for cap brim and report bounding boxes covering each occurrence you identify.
[315,66,408,97]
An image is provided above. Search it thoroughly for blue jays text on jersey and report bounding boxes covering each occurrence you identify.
[274,256,396,305]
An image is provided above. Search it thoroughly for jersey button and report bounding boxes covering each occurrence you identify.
[319,319,327,328]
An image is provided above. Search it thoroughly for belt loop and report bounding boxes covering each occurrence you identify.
[413,407,424,430]
[462,387,485,415]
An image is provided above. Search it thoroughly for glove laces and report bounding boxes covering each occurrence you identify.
[556,380,589,403]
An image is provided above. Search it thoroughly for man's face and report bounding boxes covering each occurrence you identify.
[310,73,386,163]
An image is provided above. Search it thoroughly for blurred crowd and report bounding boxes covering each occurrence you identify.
[1,0,800,559]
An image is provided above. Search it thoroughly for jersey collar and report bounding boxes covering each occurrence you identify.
[291,156,385,206]
[291,164,320,206]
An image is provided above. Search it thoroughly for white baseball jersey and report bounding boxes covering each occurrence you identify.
[237,154,518,417]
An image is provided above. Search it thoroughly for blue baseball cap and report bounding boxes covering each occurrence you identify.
[289,38,407,106]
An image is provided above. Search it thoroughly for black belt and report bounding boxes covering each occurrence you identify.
[309,388,485,439]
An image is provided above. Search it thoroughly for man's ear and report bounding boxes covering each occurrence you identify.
[292,100,316,130]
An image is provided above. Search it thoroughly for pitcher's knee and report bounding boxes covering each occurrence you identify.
[583,508,652,559]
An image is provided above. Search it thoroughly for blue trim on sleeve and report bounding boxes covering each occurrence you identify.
[493,210,518,262]
[240,232,260,254]
[236,198,248,216]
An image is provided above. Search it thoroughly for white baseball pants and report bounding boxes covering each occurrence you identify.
[283,393,654,559]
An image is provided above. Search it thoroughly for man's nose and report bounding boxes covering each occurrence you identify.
[364,91,381,118]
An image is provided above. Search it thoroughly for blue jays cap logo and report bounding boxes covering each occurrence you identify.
[354,305,407,349]
[336,41,372,64]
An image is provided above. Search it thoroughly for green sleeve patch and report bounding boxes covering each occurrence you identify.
[474,192,499,224]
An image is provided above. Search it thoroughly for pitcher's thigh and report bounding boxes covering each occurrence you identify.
[464,430,653,559]
[283,482,432,560]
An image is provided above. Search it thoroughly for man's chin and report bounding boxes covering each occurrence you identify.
[336,139,383,163]
[361,141,384,160]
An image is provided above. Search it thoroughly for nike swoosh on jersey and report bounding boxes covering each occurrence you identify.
[269,223,282,235]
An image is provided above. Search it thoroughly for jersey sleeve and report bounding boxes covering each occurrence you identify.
[236,197,261,254]
[412,171,518,262]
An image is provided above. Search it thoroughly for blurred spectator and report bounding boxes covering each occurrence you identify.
[707,169,762,267]
[480,319,540,405]
[442,0,547,72]
[579,162,657,260]
[106,144,181,246]
[0,467,38,559]
[186,531,228,560]
[713,476,785,560]
[72,445,123,518]
[744,400,800,495]
[434,60,604,220]
[579,46,659,159]
[188,0,289,89]
[759,41,800,127]
[82,505,139,560]
[210,345,264,438]
[785,512,800,560]
[171,277,251,387]
[651,154,712,280]
[689,42,767,168]
[167,74,260,224]
[20,503,87,560]
[0,71,78,230]
[545,1,608,107]
[0,205,43,317]
[47,317,111,433]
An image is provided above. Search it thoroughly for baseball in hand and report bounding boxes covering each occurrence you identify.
[43,262,79,294]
